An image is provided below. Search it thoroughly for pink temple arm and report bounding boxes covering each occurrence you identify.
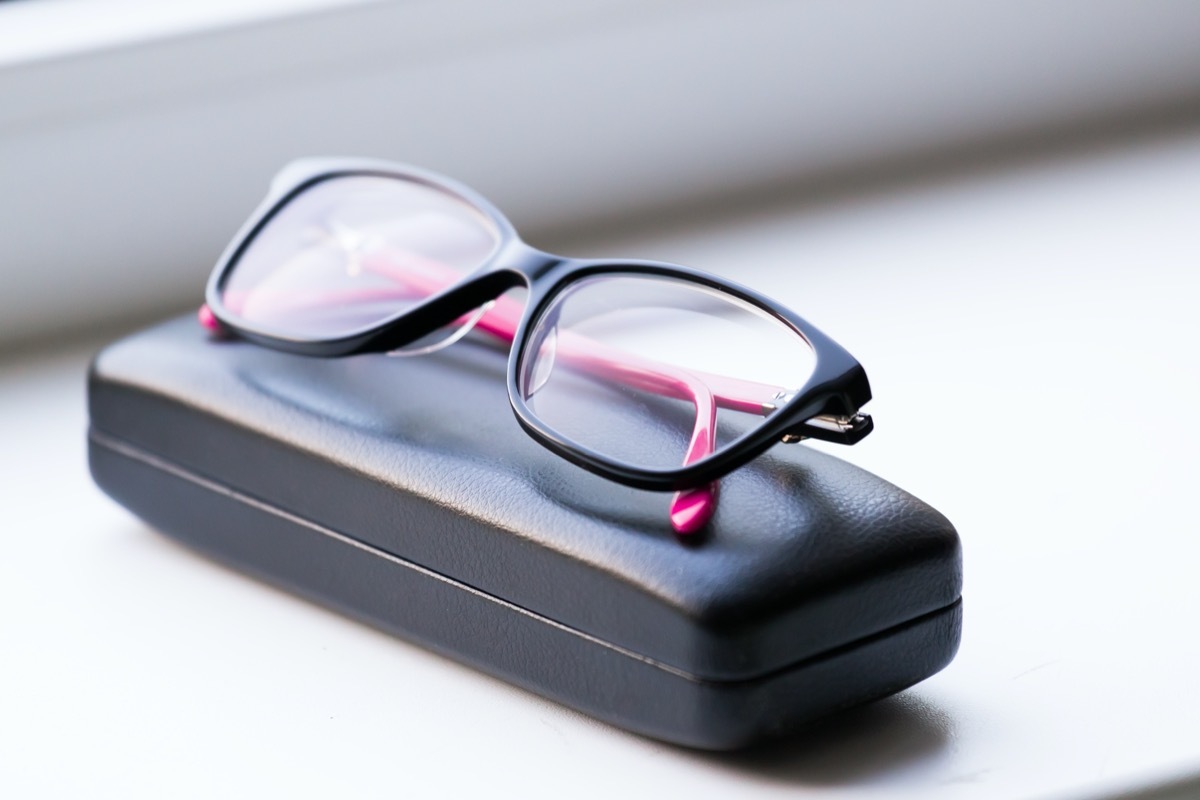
[209,249,791,533]
[353,252,788,535]
[357,252,786,410]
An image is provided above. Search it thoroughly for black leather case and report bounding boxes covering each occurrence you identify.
[87,316,962,750]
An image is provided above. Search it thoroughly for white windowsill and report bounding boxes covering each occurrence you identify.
[5,123,1200,799]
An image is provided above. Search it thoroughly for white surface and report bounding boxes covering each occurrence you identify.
[3,127,1200,798]
[4,0,1200,346]
[0,0,378,66]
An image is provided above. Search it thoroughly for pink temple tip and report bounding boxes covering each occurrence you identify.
[669,484,718,535]
[198,303,220,332]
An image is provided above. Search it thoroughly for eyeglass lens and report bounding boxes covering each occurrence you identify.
[518,274,817,472]
[220,175,500,340]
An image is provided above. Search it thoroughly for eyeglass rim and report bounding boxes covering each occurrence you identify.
[204,158,871,491]
[504,259,870,490]
[205,158,520,348]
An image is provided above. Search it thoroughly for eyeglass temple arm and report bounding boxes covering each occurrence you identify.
[387,257,871,445]
[205,250,858,532]
[215,264,796,416]
[382,259,866,515]
[361,255,776,532]
[379,272,728,533]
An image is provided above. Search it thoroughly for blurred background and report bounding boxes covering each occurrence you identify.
[3,0,1200,350]
[5,3,1200,798]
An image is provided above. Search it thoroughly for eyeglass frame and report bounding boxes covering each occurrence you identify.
[204,157,873,494]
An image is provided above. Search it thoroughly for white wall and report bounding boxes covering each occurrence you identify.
[2,0,1200,346]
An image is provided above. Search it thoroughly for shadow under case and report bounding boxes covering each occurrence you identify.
[87,316,962,750]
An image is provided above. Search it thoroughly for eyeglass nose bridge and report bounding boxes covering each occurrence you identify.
[482,239,569,284]
[352,242,572,360]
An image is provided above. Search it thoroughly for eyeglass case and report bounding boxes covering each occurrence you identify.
[87,316,962,750]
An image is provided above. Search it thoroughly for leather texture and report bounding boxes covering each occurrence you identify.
[88,317,962,690]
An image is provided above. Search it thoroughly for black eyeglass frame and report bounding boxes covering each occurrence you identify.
[205,158,873,493]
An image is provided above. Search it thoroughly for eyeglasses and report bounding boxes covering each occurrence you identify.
[200,158,874,534]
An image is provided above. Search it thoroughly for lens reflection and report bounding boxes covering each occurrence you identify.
[518,274,817,472]
[220,175,499,339]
